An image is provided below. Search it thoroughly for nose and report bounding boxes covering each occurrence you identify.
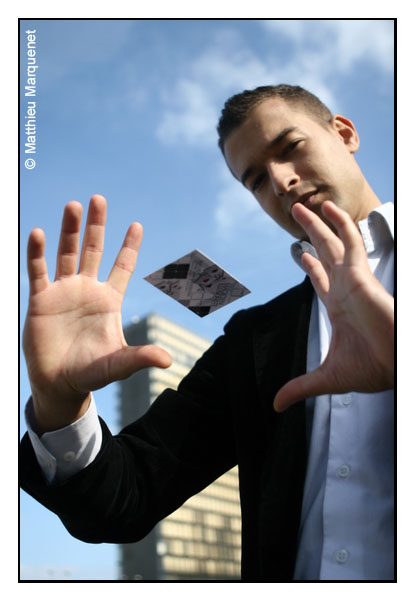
[267,161,299,197]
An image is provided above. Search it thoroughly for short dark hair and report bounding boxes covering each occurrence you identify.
[217,84,333,154]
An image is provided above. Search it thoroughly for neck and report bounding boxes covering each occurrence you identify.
[356,179,382,223]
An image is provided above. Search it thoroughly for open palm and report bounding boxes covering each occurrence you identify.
[273,201,394,412]
[23,195,171,432]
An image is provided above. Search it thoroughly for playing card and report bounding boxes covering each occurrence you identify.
[144,249,251,317]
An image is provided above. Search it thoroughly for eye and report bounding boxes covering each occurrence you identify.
[251,173,266,192]
[282,139,302,156]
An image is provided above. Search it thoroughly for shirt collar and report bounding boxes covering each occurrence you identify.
[358,202,394,254]
[290,202,394,270]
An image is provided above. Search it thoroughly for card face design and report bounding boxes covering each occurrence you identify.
[144,249,251,317]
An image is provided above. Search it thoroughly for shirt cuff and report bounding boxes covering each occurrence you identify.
[25,395,103,484]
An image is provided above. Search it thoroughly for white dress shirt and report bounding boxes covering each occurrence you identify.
[25,393,102,484]
[25,202,395,580]
[293,202,394,580]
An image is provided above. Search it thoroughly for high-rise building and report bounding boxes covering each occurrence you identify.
[118,314,241,581]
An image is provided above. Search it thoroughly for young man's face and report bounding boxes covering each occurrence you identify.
[223,97,373,240]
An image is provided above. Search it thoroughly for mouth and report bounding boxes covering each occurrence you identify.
[291,190,319,212]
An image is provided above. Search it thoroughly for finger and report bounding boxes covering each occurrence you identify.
[301,252,330,299]
[273,366,329,412]
[321,201,366,264]
[105,344,172,383]
[55,201,83,279]
[78,195,107,277]
[291,202,344,267]
[107,222,143,296]
[27,228,50,295]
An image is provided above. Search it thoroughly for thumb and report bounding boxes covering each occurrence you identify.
[273,367,329,413]
[106,344,172,383]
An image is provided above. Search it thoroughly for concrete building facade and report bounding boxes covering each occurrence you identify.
[118,314,241,580]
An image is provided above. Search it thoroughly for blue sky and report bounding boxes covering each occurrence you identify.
[19,18,394,581]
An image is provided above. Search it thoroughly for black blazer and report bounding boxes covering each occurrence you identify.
[20,277,314,581]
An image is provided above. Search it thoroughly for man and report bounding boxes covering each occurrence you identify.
[20,85,394,581]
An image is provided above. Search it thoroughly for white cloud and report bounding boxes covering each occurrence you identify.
[155,29,286,147]
[155,20,394,148]
[214,163,277,239]
[156,79,219,146]
[262,19,394,74]
[154,20,393,239]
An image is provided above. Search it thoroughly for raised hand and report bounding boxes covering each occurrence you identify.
[273,201,394,412]
[23,195,172,433]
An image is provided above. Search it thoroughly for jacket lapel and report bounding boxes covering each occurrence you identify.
[251,277,314,579]
[253,277,314,402]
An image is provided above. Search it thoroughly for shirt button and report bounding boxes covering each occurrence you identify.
[63,451,76,462]
[335,549,349,564]
[342,394,352,406]
[337,464,351,479]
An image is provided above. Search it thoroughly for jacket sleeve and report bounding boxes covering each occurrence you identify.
[19,323,240,545]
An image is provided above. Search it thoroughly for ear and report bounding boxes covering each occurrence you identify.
[330,115,360,153]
